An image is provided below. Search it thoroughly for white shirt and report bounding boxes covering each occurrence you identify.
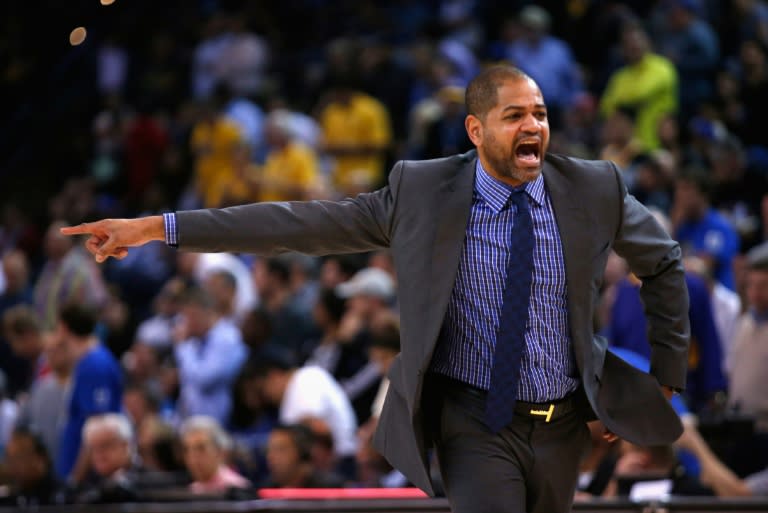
[280,366,358,457]
[712,282,741,373]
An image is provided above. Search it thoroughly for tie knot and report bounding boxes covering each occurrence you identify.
[509,189,529,211]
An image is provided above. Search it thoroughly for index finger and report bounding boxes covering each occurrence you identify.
[60,223,98,236]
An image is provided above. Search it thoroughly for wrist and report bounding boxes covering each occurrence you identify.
[145,215,166,242]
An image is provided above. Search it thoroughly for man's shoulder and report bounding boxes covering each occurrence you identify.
[394,151,476,184]
[545,153,616,174]
[77,345,120,375]
[400,151,475,171]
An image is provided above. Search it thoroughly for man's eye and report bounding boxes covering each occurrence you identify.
[536,112,548,119]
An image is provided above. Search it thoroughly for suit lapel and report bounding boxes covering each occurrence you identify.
[542,160,592,371]
[423,157,476,363]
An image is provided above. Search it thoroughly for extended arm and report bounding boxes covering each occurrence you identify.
[62,163,403,260]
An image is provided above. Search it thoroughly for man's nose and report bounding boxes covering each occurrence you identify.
[520,113,541,132]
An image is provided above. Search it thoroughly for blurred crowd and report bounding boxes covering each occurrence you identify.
[1,0,768,507]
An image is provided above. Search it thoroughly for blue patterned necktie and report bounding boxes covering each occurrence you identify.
[485,188,534,433]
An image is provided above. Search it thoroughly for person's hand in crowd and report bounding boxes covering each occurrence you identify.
[337,311,365,343]
[60,216,165,263]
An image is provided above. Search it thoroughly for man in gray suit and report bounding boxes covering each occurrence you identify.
[62,65,689,513]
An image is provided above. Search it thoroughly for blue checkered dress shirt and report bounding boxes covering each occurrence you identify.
[430,160,580,402]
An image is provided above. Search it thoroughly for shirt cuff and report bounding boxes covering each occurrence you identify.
[163,212,179,247]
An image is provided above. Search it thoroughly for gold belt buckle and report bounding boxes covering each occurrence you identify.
[529,403,555,422]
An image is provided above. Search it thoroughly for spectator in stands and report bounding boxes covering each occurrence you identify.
[227,362,277,468]
[55,303,123,482]
[319,255,364,291]
[302,288,372,422]
[684,255,742,373]
[726,242,768,474]
[252,353,358,477]
[3,305,49,386]
[203,269,239,322]
[420,85,473,159]
[189,97,248,208]
[252,257,315,356]
[175,287,248,423]
[136,415,185,476]
[708,136,767,251]
[731,0,768,55]
[496,6,583,129]
[604,441,714,498]
[629,151,676,214]
[316,75,392,195]
[0,226,40,399]
[301,416,340,478]
[0,428,66,507]
[250,110,323,203]
[122,383,162,435]
[600,24,678,150]
[0,250,32,312]
[74,413,142,503]
[356,314,407,489]
[133,277,185,351]
[33,221,107,330]
[654,0,720,119]
[737,39,768,148]
[672,166,741,291]
[213,82,265,162]
[282,253,321,320]
[334,268,397,422]
[263,424,344,488]
[15,317,74,460]
[598,106,643,180]
[177,252,258,323]
[181,415,251,493]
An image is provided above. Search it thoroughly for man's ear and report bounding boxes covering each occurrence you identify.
[465,114,482,147]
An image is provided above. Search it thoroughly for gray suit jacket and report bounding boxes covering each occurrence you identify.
[176,151,690,495]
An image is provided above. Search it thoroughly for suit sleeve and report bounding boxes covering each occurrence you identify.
[175,162,404,255]
[609,163,690,391]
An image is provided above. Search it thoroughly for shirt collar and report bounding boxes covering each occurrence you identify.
[475,159,545,214]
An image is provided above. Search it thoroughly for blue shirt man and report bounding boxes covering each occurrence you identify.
[55,304,122,479]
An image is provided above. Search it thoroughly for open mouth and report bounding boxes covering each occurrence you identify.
[515,141,541,166]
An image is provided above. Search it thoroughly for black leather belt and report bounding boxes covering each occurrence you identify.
[434,374,580,423]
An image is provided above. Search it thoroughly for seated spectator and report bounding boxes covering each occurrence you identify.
[175,287,248,423]
[3,304,49,383]
[252,353,359,478]
[301,416,339,478]
[181,415,251,494]
[73,413,143,503]
[14,320,74,462]
[672,166,740,291]
[132,277,186,351]
[0,427,66,507]
[725,242,768,475]
[263,424,344,488]
[302,288,374,421]
[55,303,123,482]
[605,441,714,498]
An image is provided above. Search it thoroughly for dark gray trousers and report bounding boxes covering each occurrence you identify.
[428,377,591,513]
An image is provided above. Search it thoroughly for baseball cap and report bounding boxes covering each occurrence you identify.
[336,267,395,300]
